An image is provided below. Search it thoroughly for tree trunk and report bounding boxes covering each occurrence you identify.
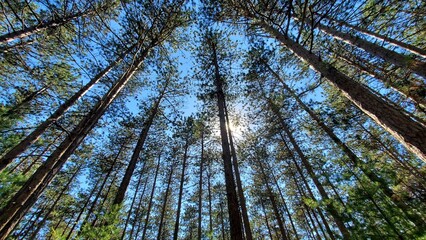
[280,133,336,240]
[113,89,165,205]
[121,162,146,240]
[207,157,213,237]
[225,105,253,240]
[29,164,81,239]
[258,160,288,240]
[334,51,426,109]
[268,165,299,239]
[67,177,102,239]
[141,154,161,240]
[292,173,327,240]
[258,20,426,163]
[268,97,350,238]
[266,65,426,227]
[324,16,426,58]
[0,46,151,239]
[129,173,149,240]
[314,21,426,78]
[0,8,95,44]
[211,38,244,240]
[260,199,275,240]
[0,44,137,171]
[157,162,175,240]
[173,139,189,240]
[197,129,204,240]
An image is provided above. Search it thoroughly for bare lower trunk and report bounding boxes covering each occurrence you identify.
[314,21,426,79]
[211,38,244,239]
[258,21,426,163]
[113,91,165,205]
[0,44,136,171]
[141,154,161,240]
[157,163,174,239]
[324,16,426,58]
[225,105,253,240]
[173,141,189,240]
[0,47,150,239]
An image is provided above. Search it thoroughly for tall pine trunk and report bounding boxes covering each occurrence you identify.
[257,20,426,163]
[141,154,161,240]
[0,44,137,171]
[323,16,426,58]
[258,159,289,240]
[265,64,425,227]
[224,105,253,240]
[0,7,98,44]
[173,139,189,240]
[210,38,244,239]
[0,46,151,239]
[313,21,426,78]
[113,88,166,205]
[157,162,175,239]
[197,129,204,240]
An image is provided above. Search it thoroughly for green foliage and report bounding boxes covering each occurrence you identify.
[0,171,28,209]
[78,205,123,240]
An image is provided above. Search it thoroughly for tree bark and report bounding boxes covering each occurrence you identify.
[197,129,204,240]
[258,160,289,240]
[157,162,175,240]
[0,7,96,44]
[0,46,151,239]
[121,162,146,240]
[141,154,161,240]
[258,20,426,163]
[324,16,426,58]
[225,105,253,240]
[313,21,426,79]
[0,44,137,171]
[173,139,189,240]
[210,37,244,239]
[265,63,424,226]
[113,87,166,205]
[280,133,337,240]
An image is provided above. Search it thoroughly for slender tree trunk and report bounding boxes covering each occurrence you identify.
[74,147,123,237]
[292,173,327,240]
[0,44,137,171]
[157,162,175,240]
[267,66,426,227]
[260,199,274,240]
[121,162,146,240]
[324,16,426,58]
[141,154,161,240]
[0,46,151,239]
[0,8,96,44]
[67,177,102,239]
[29,164,81,239]
[2,86,48,118]
[113,90,165,205]
[282,137,336,240]
[207,157,213,237]
[197,129,204,240]
[335,51,426,109]
[313,20,426,78]
[224,105,253,240]
[268,165,299,239]
[268,97,350,238]
[219,201,226,240]
[257,20,426,163]
[258,160,288,240]
[129,173,150,240]
[173,139,189,240]
[211,38,244,240]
